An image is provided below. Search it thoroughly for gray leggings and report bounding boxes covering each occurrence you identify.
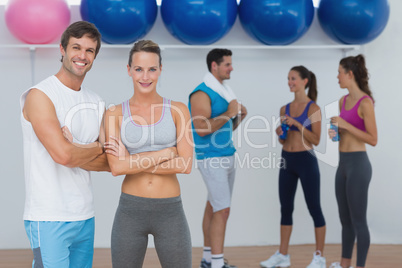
[335,152,372,267]
[111,193,192,268]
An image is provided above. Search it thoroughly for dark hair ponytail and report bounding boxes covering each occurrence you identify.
[340,54,374,101]
[307,71,317,103]
[291,66,318,102]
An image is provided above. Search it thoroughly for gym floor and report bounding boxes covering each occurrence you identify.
[1,244,401,268]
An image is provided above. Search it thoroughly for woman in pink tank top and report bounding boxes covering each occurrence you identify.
[329,54,377,147]
[328,55,377,268]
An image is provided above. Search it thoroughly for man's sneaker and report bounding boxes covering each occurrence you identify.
[306,251,326,268]
[200,258,236,268]
[199,259,211,268]
[222,259,237,268]
[329,262,353,268]
[260,250,291,268]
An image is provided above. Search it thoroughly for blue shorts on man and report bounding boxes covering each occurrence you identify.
[24,218,95,268]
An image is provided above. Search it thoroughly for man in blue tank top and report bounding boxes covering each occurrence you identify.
[189,49,247,268]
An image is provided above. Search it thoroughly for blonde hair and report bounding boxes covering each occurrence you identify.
[128,40,161,67]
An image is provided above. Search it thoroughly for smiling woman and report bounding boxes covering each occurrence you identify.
[103,39,194,268]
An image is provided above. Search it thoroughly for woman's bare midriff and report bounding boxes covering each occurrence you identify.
[122,173,181,198]
[282,131,313,152]
[339,130,367,152]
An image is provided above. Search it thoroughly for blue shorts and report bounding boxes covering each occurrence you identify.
[197,155,236,212]
[24,217,95,268]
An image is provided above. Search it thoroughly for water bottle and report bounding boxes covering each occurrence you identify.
[330,123,340,141]
[279,120,290,140]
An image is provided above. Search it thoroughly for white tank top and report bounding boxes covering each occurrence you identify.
[20,75,104,221]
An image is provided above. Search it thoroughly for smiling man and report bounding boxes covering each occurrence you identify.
[20,21,110,268]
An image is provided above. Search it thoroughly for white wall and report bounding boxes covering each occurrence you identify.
[0,2,401,249]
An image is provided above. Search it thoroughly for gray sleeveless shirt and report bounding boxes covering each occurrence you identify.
[121,98,176,154]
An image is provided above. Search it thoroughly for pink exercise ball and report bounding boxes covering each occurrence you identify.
[5,0,71,44]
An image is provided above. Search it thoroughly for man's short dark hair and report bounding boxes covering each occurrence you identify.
[206,48,232,72]
[60,21,102,62]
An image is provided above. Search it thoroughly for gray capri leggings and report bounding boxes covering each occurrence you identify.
[335,151,372,267]
[111,193,192,268]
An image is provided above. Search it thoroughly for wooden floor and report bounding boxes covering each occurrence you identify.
[1,244,400,267]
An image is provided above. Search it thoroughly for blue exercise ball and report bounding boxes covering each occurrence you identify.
[239,0,314,45]
[80,0,157,44]
[161,0,238,45]
[318,0,390,44]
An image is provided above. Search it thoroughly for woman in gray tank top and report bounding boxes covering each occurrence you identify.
[104,40,194,268]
